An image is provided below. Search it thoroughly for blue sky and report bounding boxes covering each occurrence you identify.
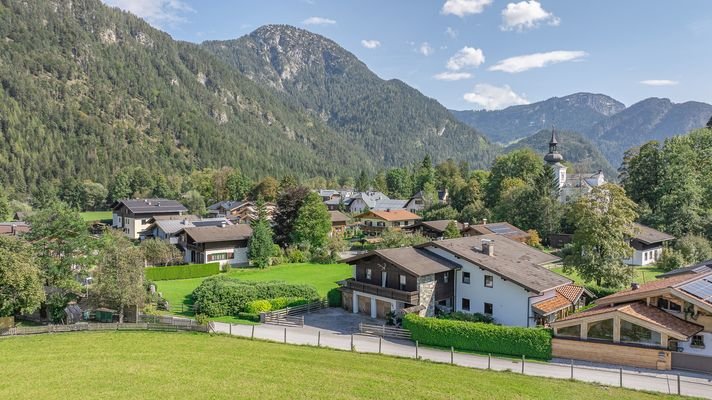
[103,0,712,111]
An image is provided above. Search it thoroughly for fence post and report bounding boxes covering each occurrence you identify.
[415,340,419,359]
[251,325,255,340]
[677,374,681,396]
[450,347,454,365]
[619,368,623,387]
[570,359,574,380]
[284,328,287,344]
[488,353,491,370]
[350,334,354,351]
[229,324,232,335]
[521,355,525,374]
[317,330,321,347]
[379,337,382,354]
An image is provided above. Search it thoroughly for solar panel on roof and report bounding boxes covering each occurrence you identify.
[680,278,712,302]
[488,224,518,234]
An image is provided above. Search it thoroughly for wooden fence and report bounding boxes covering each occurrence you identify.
[260,299,328,327]
[0,322,210,337]
[358,323,411,339]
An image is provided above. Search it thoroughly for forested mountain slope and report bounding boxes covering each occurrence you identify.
[0,0,373,194]
[202,25,497,169]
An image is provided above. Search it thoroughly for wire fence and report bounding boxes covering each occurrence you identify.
[0,321,210,336]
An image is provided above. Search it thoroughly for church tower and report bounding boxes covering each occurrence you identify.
[544,129,566,190]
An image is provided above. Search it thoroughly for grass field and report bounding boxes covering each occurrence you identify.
[0,332,681,400]
[157,263,351,319]
[79,210,112,222]
[552,264,665,286]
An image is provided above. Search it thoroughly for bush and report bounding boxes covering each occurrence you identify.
[191,275,320,317]
[245,299,272,314]
[268,297,308,310]
[402,314,552,360]
[194,314,210,326]
[327,288,342,307]
[237,312,260,322]
[439,311,494,324]
[146,263,220,281]
[285,246,309,263]
[584,285,618,298]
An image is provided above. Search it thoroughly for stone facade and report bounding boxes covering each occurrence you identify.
[417,275,437,317]
[341,290,353,312]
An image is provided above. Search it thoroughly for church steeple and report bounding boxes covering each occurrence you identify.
[544,128,564,164]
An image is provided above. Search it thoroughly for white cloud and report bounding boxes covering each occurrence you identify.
[302,16,336,25]
[501,1,560,31]
[489,50,587,73]
[445,27,458,38]
[102,0,194,27]
[419,42,434,56]
[441,0,493,17]
[361,39,381,49]
[446,46,485,71]
[640,79,679,86]
[434,72,472,81]
[463,84,529,110]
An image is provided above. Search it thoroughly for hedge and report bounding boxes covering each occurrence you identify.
[327,288,342,307]
[146,263,220,281]
[237,312,260,322]
[191,275,320,317]
[402,314,552,360]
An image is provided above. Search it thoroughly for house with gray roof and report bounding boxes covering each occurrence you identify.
[623,223,675,266]
[178,224,253,267]
[148,216,231,244]
[111,199,188,240]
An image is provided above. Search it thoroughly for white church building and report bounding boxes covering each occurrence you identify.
[544,130,605,203]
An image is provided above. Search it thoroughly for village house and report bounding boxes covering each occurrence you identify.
[206,200,276,224]
[329,210,350,237]
[550,270,712,373]
[111,199,188,240]
[404,189,449,213]
[403,220,464,239]
[623,223,675,266]
[356,209,422,237]
[341,235,590,326]
[347,192,407,214]
[147,215,231,244]
[178,223,253,267]
[464,221,532,243]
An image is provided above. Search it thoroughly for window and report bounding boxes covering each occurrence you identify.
[484,275,493,288]
[620,320,661,346]
[461,298,470,311]
[366,268,372,280]
[399,274,407,290]
[484,302,493,315]
[462,272,471,284]
[556,324,581,338]
[657,298,682,313]
[587,319,614,341]
[443,272,449,283]
[692,335,705,348]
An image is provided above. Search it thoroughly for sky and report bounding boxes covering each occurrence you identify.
[102,0,712,111]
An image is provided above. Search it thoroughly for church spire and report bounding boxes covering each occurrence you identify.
[544,127,564,164]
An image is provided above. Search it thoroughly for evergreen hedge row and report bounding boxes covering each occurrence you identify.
[191,275,319,317]
[146,263,221,281]
[402,314,552,360]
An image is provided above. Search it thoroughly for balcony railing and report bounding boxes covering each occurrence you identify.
[342,278,419,304]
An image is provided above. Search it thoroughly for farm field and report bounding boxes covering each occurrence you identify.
[0,332,683,400]
[156,263,351,319]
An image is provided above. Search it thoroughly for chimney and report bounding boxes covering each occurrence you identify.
[463,222,469,229]
[631,282,640,290]
[482,218,487,225]
[157,201,161,206]
[481,239,494,256]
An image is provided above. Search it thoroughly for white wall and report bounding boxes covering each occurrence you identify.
[678,332,712,357]
[424,245,537,327]
[623,247,663,266]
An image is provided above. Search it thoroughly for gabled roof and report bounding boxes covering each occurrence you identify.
[553,302,703,339]
[0,222,31,236]
[631,223,675,244]
[357,209,422,222]
[182,224,252,243]
[466,222,530,241]
[344,247,460,277]
[329,210,350,223]
[111,199,187,214]
[657,259,712,278]
[418,234,567,294]
[596,273,701,305]
[407,220,463,234]
[371,199,408,211]
[153,218,230,235]
[207,200,247,212]
[532,284,594,316]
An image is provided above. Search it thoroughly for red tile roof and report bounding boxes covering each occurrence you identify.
[532,292,572,315]
[359,209,422,222]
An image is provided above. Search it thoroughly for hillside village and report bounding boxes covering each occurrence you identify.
[3,1,712,399]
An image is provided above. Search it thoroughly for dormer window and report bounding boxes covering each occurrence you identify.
[657,298,682,313]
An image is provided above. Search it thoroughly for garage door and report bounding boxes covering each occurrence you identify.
[672,352,712,374]
[357,295,371,316]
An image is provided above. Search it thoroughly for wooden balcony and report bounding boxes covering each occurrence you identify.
[342,278,419,304]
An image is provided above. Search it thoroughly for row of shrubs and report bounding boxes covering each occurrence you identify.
[191,275,319,317]
[402,314,552,360]
[244,298,310,314]
[438,311,494,324]
[145,262,221,281]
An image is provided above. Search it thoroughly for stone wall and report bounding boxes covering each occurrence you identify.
[417,274,436,317]
[342,291,353,312]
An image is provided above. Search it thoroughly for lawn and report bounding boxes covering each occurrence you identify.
[0,332,682,400]
[79,210,112,222]
[552,264,666,286]
[156,263,351,319]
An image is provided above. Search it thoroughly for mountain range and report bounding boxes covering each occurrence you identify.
[451,93,712,166]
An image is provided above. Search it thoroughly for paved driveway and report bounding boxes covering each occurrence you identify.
[302,307,383,334]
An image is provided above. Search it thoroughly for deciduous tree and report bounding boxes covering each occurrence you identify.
[291,192,331,249]
[95,231,145,323]
[0,236,45,317]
